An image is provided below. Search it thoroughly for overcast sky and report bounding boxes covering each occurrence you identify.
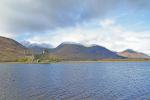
[0,0,150,54]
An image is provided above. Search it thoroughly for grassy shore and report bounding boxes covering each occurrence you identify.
[0,58,150,64]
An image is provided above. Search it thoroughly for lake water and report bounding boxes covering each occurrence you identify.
[0,62,150,100]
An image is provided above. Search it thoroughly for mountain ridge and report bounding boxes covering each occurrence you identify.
[0,36,149,62]
[49,43,125,60]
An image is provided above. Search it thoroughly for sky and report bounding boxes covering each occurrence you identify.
[0,0,150,55]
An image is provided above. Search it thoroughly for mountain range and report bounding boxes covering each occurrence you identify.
[0,36,149,62]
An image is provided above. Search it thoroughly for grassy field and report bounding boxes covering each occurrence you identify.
[1,58,149,64]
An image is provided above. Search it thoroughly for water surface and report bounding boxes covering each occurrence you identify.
[0,62,150,100]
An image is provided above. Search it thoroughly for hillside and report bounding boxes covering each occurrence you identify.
[49,43,124,60]
[0,36,28,62]
[117,49,150,59]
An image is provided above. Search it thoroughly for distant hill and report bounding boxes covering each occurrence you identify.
[0,36,27,62]
[49,43,124,60]
[21,41,52,54]
[25,45,52,54]
[117,49,150,58]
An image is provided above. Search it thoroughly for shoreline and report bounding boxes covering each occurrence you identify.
[0,59,150,64]
[60,60,150,63]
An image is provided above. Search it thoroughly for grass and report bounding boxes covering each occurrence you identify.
[0,54,150,64]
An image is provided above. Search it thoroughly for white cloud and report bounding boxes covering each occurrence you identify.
[27,18,150,55]
[100,19,115,27]
[0,32,15,38]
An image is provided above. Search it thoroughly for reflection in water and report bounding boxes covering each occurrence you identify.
[0,62,150,100]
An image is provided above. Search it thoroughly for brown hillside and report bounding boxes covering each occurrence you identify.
[0,36,27,62]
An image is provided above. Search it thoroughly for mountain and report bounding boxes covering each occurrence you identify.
[49,43,124,60]
[117,49,150,58]
[21,41,52,54]
[0,36,28,62]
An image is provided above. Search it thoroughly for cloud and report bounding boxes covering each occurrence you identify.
[0,0,149,55]
[0,0,150,34]
[27,18,150,55]
[0,32,15,38]
[100,19,115,27]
